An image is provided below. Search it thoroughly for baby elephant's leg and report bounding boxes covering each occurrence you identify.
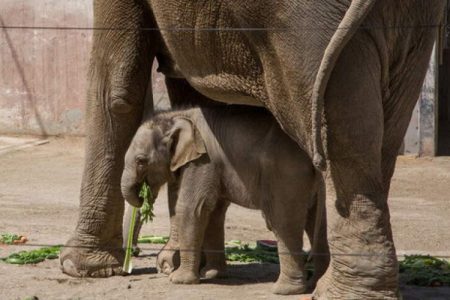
[157,181,180,275]
[200,200,230,279]
[169,206,213,284]
[305,195,329,289]
[169,167,219,285]
[269,195,309,295]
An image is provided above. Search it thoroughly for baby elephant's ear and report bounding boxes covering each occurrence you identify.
[167,117,206,172]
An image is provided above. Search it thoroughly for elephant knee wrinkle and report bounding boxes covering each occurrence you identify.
[110,98,134,114]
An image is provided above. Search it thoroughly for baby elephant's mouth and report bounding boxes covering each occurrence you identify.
[135,183,142,201]
[137,179,153,204]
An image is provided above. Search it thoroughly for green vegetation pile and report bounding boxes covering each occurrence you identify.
[1,246,60,264]
[399,255,450,287]
[0,233,26,245]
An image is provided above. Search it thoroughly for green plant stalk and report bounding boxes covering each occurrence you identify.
[123,206,137,274]
[138,235,169,244]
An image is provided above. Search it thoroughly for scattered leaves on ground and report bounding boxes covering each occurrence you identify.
[224,240,314,279]
[225,240,280,264]
[1,246,61,265]
[2,233,449,287]
[0,233,27,245]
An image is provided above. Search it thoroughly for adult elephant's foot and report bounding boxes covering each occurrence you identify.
[200,263,227,279]
[313,266,399,300]
[169,268,200,284]
[272,272,306,295]
[60,235,124,277]
[313,196,399,299]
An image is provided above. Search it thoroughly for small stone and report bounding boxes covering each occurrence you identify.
[127,284,132,289]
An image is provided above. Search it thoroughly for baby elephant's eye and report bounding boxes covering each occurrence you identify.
[135,155,149,167]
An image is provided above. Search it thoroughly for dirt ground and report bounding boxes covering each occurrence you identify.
[0,136,449,300]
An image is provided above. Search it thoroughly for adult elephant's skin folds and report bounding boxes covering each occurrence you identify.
[60,0,446,299]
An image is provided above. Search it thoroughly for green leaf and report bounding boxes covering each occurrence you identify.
[139,183,155,224]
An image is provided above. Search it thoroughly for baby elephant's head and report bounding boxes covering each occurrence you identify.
[121,115,206,207]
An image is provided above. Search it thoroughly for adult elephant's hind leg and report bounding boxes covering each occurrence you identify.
[60,1,155,277]
[314,33,398,299]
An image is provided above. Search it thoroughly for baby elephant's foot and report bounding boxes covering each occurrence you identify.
[169,269,200,284]
[272,273,306,295]
[156,249,180,275]
[200,264,227,279]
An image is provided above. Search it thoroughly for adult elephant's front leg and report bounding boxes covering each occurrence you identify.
[60,0,155,277]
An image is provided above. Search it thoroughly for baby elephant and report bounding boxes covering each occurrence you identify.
[121,106,329,295]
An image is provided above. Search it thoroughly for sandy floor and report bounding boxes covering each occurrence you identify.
[0,137,449,300]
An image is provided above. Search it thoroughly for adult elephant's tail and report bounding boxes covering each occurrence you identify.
[311,0,377,170]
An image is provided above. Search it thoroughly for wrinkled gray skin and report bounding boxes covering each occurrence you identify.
[121,106,330,295]
[60,0,445,298]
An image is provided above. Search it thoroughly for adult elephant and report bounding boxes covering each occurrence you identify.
[60,0,445,298]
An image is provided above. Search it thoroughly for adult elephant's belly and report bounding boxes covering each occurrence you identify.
[187,74,265,107]
[161,39,268,107]
[151,1,268,107]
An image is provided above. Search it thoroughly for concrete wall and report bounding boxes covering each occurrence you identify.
[0,0,170,136]
[0,0,93,135]
[404,45,439,156]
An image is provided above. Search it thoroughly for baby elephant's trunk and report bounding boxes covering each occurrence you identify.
[121,169,143,208]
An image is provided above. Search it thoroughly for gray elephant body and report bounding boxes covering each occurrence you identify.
[60,1,446,298]
[122,106,329,294]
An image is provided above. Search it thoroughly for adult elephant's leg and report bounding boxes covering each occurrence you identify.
[314,33,399,299]
[200,200,229,279]
[60,1,156,277]
[380,30,438,198]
